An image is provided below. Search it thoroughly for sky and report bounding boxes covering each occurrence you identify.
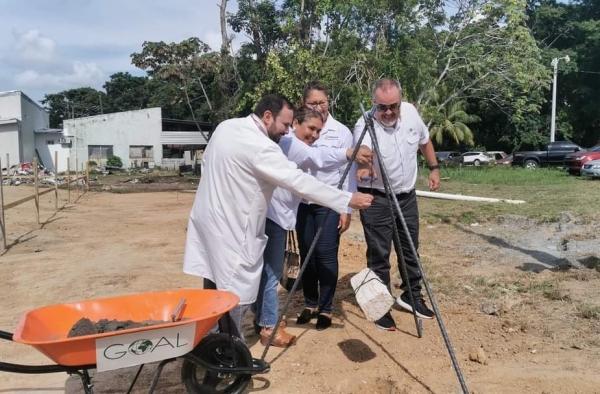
[0,0,243,103]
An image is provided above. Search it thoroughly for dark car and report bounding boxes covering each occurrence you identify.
[564,144,600,175]
[512,141,584,169]
[436,151,463,166]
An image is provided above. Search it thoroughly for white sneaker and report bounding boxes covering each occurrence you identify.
[396,294,434,319]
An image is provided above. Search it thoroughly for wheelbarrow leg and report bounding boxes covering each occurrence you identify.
[125,364,145,394]
[74,369,93,394]
[147,358,176,394]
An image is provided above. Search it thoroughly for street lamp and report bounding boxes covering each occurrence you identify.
[550,55,570,142]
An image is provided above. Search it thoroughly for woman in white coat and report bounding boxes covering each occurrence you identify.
[183,94,373,338]
[252,107,367,346]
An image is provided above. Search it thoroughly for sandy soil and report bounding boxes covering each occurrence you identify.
[1,185,599,394]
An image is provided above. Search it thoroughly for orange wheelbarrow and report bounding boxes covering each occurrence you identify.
[0,289,269,394]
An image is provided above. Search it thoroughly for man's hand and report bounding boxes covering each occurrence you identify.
[429,169,441,191]
[347,145,373,165]
[349,192,373,209]
[338,213,351,234]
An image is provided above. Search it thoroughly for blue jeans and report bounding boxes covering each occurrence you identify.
[203,278,251,341]
[296,203,340,314]
[251,218,287,328]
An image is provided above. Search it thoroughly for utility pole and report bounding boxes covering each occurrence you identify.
[550,55,570,143]
[99,93,104,114]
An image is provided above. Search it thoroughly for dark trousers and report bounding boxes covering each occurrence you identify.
[358,188,423,299]
[203,278,249,339]
[296,203,340,314]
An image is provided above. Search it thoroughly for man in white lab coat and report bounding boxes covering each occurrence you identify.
[183,94,373,338]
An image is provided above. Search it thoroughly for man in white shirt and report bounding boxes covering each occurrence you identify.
[183,94,373,338]
[353,78,441,331]
[295,81,357,331]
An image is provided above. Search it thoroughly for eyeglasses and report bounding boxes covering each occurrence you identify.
[375,102,400,112]
[306,100,329,108]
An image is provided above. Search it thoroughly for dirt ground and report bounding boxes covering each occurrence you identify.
[1,184,599,394]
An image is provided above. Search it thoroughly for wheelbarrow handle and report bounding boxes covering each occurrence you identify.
[0,330,14,341]
[171,298,187,322]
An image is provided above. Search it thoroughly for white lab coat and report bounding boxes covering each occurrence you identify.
[183,115,352,304]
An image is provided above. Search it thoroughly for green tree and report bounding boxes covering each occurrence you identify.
[103,72,151,113]
[41,87,106,128]
[425,97,479,147]
[131,38,218,127]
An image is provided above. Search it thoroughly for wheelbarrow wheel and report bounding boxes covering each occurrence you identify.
[181,333,252,394]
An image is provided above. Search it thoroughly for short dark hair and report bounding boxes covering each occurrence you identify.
[302,80,328,102]
[294,106,324,124]
[254,94,293,119]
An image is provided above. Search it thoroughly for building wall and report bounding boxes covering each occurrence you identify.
[63,107,163,170]
[20,93,50,163]
[0,122,20,169]
[35,134,71,172]
[0,92,22,119]
[0,91,49,165]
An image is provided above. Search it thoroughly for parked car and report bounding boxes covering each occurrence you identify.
[512,141,584,169]
[461,151,491,166]
[486,151,508,161]
[564,144,600,175]
[435,151,463,166]
[496,154,513,165]
[581,159,600,178]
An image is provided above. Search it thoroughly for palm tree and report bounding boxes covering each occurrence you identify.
[427,100,479,146]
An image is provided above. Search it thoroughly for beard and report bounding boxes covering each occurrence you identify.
[266,123,283,143]
[379,115,398,127]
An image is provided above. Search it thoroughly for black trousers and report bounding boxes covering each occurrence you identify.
[358,188,422,299]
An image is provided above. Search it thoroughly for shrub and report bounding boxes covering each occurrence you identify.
[106,156,123,168]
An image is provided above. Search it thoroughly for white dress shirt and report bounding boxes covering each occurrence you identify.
[183,115,352,304]
[267,132,350,230]
[353,102,429,194]
[302,114,357,213]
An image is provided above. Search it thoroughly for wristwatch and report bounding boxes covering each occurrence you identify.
[428,164,440,170]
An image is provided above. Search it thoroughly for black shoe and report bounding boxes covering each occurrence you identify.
[374,311,396,331]
[315,314,332,331]
[296,309,317,325]
[396,294,434,319]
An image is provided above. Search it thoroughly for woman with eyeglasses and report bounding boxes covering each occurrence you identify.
[295,81,357,331]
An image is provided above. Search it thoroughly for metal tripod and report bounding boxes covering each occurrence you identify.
[261,103,470,394]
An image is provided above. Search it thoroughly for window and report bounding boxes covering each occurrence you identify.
[46,140,55,145]
[129,145,154,159]
[162,145,185,159]
[88,145,114,159]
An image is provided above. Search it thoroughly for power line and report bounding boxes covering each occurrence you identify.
[575,70,600,74]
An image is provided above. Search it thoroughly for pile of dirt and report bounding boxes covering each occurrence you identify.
[68,317,168,338]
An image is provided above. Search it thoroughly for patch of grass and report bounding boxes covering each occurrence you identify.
[514,280,569,301]
[417,166,600,221]
[457,211,479,223]
[578,304,600,320]
[431,166,574,186]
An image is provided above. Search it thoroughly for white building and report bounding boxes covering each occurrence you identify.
[63,107,211,170]
[0,90,70,172]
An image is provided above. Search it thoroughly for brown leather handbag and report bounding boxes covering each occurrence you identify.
[280,231,302,292]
